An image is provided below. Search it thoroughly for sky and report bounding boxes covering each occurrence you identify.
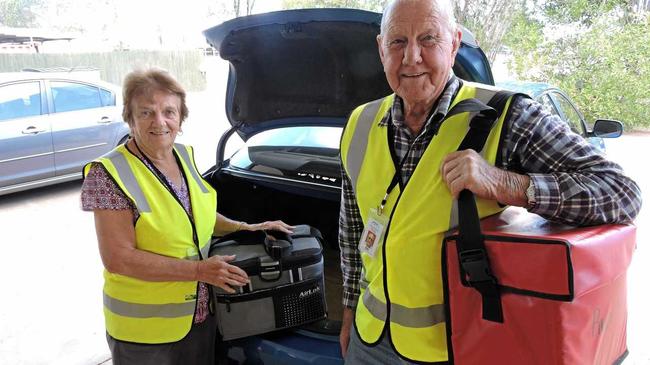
[39,0,285,52]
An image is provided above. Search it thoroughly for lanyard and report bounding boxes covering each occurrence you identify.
[378,140,417,215]
[132,139,186,204]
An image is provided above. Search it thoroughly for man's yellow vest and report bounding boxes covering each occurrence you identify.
[340,82,513,362]
[84,143,217,344]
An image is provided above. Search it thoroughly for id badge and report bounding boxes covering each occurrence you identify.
[359,208,389,258]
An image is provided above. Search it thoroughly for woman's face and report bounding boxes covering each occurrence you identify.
[129,89,182,154]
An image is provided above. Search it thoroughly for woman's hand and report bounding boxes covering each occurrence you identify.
[246,220,295,234]
[215,213,295,236]
[197,255,249,293]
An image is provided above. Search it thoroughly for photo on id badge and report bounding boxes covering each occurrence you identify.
[365,231,377,249]
[359,215,385,258]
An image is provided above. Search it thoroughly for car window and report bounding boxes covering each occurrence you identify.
[244,126,342,150]
[0,82,42,121]
[230,126,342,185]
[99,88,115,106]
[537,94,560,117]
[51,81,102,113]
[551,92,585,135]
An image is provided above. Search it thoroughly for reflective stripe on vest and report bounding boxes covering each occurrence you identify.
[175,143,209,194]
[346,97,391,196]
[341,83,511,362]
[85,143,217,344]
[103,149,151,213]
[362,289,445,328]
[104,292,196,318]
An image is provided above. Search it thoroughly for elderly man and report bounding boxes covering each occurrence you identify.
[337,0,642,363]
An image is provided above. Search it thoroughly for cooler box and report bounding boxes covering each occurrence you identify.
[208,224,327,340]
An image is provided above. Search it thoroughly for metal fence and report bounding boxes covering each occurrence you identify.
[0,49,207,91]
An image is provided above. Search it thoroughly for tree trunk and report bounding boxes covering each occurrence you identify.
[639,0,650,12]
[246,0,255,15]
[233,0,241,16]
[454,0,525,64]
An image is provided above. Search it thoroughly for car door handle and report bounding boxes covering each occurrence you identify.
[21,126,47,134]
[97,116,112,124]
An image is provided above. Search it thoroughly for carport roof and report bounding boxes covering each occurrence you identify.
[0,26,74,44]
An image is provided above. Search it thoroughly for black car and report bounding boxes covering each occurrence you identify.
[202,8,495,364]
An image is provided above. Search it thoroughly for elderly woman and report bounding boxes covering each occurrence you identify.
[81,68,292,365]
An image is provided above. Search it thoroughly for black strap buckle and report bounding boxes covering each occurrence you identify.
[459,248,504,323]
[459,248,496,284]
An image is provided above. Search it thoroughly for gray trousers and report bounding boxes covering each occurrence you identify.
[106,313,217,365]
[345,322,447,365]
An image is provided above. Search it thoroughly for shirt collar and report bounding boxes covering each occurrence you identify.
[379,74,460,131]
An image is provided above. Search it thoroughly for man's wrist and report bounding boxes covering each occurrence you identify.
[496,170,530,207]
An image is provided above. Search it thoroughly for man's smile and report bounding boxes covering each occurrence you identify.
[402,72,426,78]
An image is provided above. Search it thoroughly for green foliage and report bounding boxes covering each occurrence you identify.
[454,0,527,63]
[502,9,544,52]
[0,0,41,27]
[281,0,386,12]
[543,0,629,25]
[511,14,650,130]
[501,7,544,75]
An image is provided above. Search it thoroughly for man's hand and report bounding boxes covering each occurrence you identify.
[441,149,530,207]
[340,307,355,358]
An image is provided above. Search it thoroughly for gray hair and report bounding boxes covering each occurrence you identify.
[380,0,457,35]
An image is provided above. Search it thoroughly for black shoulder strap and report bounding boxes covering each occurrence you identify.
[455,90,518,323]
[457,91,519,152]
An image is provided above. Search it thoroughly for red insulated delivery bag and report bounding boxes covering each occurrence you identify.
[439,91,636,364]
[433,91,636,364]
[443,204,636,365]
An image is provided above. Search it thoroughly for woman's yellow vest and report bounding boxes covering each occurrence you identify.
[340,82,513,363]
[84,143,217,344]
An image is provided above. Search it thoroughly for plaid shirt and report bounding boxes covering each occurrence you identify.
[338,77,642,309]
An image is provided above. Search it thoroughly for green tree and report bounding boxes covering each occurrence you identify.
[543,0,627,25]
[538,17,649,129]
[501,6,544,77]
[0,0,41,27]
[454,0,527,63]
[282,0,386,12]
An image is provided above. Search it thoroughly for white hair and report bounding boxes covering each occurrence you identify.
[380,0,457,35]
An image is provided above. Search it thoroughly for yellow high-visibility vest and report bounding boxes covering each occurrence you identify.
[340,82,513,362]
[84,143,216,344]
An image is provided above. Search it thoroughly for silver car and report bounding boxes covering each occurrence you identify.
[0,72,129,196]
[496,81,623,152]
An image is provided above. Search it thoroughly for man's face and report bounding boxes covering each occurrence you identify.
[377,0,461,107]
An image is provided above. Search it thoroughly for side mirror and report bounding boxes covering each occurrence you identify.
[591,119,623,138]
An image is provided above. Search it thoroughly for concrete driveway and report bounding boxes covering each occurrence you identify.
[0,89,648,364]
